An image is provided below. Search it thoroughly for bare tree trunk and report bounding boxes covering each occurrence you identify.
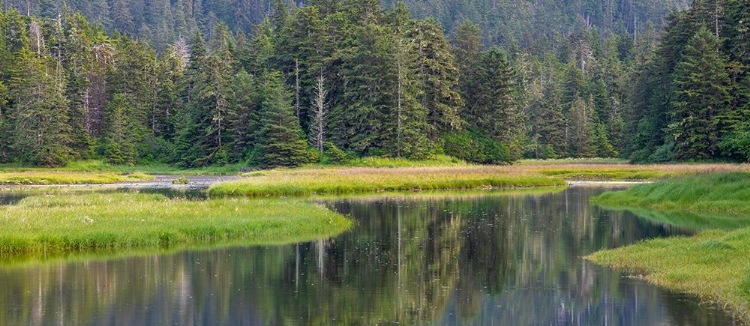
[397,38,403,158]
[312,73,327,153]
[715,0,720,38]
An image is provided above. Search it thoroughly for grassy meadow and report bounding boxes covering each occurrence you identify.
[0,192,352,257]
[207,163,750,197]
[587,172,750,322]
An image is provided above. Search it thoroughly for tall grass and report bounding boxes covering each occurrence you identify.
[0,193,352,257]
[586,227,750,322]
[208,166,566,197]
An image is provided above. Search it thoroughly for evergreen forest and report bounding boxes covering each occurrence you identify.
[0,0,747,167]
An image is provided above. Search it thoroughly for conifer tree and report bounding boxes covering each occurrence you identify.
[103,93,137,164]
[408,18,463,135]
[255,72,308,167]
[567,95,595,158]
[10,49,72,166]
[669,27,731,159]
[471,47,524,159]
[227,70,258,162]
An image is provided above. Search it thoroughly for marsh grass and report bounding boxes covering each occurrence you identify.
[586,227,750,322]
[592,172,750,216]
[0,171,153,185]
[0,193,351,257]
[208,166,567,197]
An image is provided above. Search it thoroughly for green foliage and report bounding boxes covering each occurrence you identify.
[442,129,511,164]
[322,142,350,164]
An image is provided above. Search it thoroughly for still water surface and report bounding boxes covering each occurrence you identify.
[0,187,739,325]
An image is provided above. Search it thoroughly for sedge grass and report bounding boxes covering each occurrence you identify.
[586,227,750,322]
[0,192,352,257]
[592,172,750,216]
[208,166,566,197]
[0,171,153,185]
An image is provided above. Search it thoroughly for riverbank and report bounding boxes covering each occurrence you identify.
[586,228,750,322]
[0,192,352,257]
[587,172,750,322]
[0,171,154,185]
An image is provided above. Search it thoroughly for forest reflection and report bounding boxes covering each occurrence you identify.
[0,188,737,325]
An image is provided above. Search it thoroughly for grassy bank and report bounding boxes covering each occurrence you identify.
[0,171,153,185]
[586,228,750,322]
[0,193,352,257]
[592,172,750,216]
[208,166,567,197]
[587,172,750,322]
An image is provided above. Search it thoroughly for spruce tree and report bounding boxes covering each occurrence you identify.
[471,47,524,159]
[103,93,137,164]
[408,18,463,135]
[227,70,258,162]
[669,26,731,160]
[10,49,72,166]
[255,72,308,167]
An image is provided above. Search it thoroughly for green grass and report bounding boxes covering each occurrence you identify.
[338,155,469,168]
[592,172,750,216]
[518,158,630,165]
[0,171,153,185]
[208,166,566,197]
[0,192,352,257]
[586,228,750,322]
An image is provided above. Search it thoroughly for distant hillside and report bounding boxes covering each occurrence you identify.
[3,0,688,52]
[384,0,690,53]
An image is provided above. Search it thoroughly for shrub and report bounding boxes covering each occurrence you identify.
[442,130,512,164]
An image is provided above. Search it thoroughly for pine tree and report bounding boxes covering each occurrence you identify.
[408,18,463,135]
[471,47,524,159]
[452,20,481,119]
[227,70,258,162]
[255,72,308,167]
[567,95,595,158]
[669,27,731,160]
[103,93,137,164]
[10,49,72,166]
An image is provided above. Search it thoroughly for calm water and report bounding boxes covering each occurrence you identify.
[0,187,740,325]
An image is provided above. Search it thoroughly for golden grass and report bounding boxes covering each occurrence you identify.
[0,171,153,185]
[208,166,567,197]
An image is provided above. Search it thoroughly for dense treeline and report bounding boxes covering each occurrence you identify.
[1,0,744,167]
[624,0,750,162]
[0,0,642,167]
